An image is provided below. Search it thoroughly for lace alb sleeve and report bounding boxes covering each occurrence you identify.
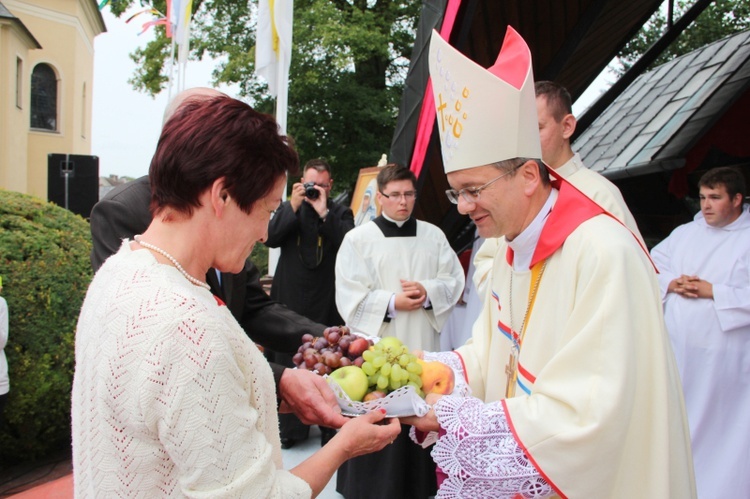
[432,396,554,498]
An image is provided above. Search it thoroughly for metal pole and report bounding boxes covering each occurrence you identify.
[63,154,70,210]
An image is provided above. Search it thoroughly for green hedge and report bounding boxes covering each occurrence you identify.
[0,190,92,463]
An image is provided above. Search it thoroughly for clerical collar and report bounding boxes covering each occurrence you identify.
[373,214,417,237]
[554,153,583,179]
[382,212,408,227]
[507,188,558,271]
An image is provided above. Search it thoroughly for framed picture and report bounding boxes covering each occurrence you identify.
[350,166,381,226]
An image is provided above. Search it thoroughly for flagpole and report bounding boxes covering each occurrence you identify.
[267,49,289,276]
[275,49,289,135]
[258,0,293,278]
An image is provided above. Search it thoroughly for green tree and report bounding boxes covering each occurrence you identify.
[110,0,422,191]
[614,0,750,75]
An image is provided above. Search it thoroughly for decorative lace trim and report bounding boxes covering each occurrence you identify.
[432,396,554,498]
[409,424,438,448]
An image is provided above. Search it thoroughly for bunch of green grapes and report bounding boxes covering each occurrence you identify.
[360,337,424,397]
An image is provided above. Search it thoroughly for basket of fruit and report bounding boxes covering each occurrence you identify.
[292,327,455,417]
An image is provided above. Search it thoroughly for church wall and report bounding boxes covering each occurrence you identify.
[2,0,102,198]
[0,19,33,193]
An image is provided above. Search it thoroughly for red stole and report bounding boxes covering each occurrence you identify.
[507,170,655,270]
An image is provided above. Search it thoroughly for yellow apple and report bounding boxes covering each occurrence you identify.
[377,336,403,351]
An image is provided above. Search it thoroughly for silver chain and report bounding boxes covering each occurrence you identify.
[133,235,211,290]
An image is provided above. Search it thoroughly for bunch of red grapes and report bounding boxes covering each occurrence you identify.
[292,326,374,375]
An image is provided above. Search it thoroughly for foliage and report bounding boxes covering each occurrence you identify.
[614,0,750,75]
[0,191,93,463]
[111,0,422,191]
[249,243,269,277]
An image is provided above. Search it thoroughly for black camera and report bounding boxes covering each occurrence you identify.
[303,182,320,200]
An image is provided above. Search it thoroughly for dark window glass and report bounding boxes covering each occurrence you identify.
[30,64,57,130]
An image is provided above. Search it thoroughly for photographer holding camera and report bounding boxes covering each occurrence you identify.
[265,158,355,449]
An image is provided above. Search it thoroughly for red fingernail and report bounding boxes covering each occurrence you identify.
[379,408,387,414]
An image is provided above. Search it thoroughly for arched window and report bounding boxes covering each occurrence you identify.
[30,63,57,131]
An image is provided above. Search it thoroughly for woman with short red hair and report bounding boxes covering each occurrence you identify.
[72,95,399,498]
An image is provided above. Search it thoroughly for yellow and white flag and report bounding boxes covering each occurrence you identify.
[256,0,293,99]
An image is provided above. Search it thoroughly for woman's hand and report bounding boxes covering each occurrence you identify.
[291,410,401,496]
[334,410,402,458]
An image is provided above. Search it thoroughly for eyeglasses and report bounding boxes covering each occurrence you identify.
[380,191,417,201]
[445,167,519,205]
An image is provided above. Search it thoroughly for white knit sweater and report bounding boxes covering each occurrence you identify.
[72,241,310,498]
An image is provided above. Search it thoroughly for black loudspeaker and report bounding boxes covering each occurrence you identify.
[47,154,99,218]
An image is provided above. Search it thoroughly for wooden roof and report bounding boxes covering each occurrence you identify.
[576,29,750,179]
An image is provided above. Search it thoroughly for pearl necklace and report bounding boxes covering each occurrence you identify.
[133,235,211,290]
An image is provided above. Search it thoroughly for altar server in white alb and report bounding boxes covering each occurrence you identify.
[334,164,464,499]
[651,166,750,499]
[335,164,464,352]
[403,26,696,498]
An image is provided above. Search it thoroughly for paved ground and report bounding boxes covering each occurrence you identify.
[0,448,72,498]
[0,426,344,498]
[281,425,344,499]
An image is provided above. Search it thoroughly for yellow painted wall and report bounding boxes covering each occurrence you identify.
[0,20,34,192]
[0,0,103,197]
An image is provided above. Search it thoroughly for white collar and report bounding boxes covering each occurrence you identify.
[554,152,583,179]
[382,212,409,228]
[507,188,558,271]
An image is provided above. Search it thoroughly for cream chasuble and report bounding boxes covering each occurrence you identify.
[440,180,696,498]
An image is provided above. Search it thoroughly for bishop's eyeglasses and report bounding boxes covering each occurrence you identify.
[445,166,519,204]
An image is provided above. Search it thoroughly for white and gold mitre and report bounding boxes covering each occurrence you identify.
[429,26,541,173]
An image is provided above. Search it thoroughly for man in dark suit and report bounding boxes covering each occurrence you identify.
[265,158,354,448]
[89,89,349,430]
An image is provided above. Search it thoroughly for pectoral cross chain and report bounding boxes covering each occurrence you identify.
[504,260,547,399]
